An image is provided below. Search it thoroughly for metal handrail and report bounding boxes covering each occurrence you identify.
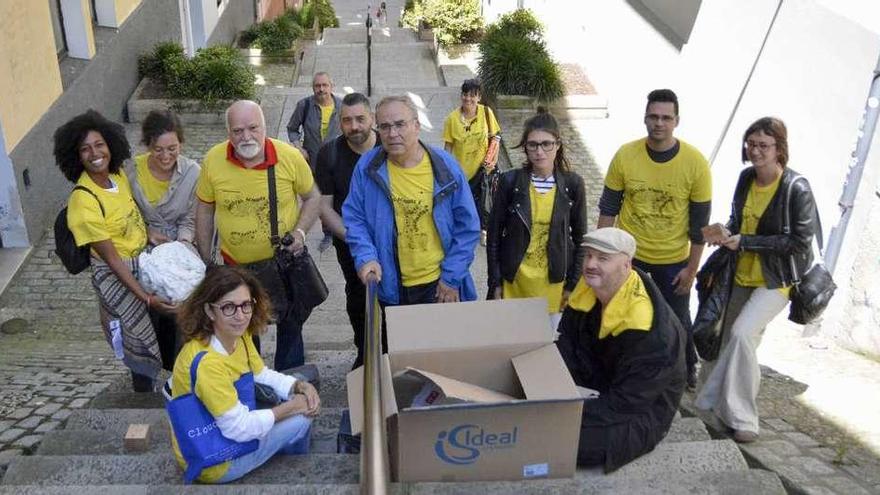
[361,278,389,494]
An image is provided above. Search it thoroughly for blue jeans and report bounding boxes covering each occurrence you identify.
[216,414,312,483]
[275,313,305,370]
[632,259,697,373]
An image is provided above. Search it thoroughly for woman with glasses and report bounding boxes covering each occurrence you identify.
[126,109,201,372]
[171,266,320,483]
[487,107,587,327]
[695,117,817,443]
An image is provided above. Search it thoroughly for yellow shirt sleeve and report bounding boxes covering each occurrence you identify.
[67,188,108,247]
[442,112,455,145]
[604,149,625,191]
[195,153,216,204]
[291,150,315,195]
[485,106,501,135]
[690,156,712,203]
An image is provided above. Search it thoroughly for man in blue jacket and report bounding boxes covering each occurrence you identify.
[342,95,479,322]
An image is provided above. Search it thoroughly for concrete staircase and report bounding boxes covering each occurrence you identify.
[0,236,787,493]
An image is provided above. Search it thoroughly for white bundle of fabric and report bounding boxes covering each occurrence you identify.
[138,241,206,303]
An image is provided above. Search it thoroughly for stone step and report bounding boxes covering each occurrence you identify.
[0,453,359,486]
[11,437,744,487]
[321,27,420,45]
[37,407,347,456]
[0,469,785,493]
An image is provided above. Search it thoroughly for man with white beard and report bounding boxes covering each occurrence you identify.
[195,100,321,370]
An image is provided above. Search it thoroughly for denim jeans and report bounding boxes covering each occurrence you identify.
[216,414,312,483]
[274,313,305,371]
[632,259,697,373]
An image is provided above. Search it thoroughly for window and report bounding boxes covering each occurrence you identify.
[49,0,68,58]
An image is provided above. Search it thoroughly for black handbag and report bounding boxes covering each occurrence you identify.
[783,176,836,325]
[692,247,737,361]
[265,166,329,321]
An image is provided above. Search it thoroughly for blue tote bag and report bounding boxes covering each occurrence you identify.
[167,351,259,483]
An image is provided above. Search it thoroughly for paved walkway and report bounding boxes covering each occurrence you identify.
[0,1,879,493]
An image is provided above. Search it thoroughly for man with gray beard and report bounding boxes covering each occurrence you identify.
[195,100,321,370]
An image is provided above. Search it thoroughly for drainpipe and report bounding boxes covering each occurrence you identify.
[802,50,880,339]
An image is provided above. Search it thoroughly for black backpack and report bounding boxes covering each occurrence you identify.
[54,186,104,274]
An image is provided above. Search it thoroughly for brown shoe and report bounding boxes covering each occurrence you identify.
[733,430,759,443]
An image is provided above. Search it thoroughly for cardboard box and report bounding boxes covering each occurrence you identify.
[347,297,584,482]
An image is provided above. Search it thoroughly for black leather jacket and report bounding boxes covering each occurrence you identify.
[728,167,817,288]
[487,167,587,292]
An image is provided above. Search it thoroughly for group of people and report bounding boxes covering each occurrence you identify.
[53,68,817,481]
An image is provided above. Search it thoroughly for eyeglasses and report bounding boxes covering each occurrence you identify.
[525,140,558,152]
[211,300,255,317]
[376,119,416,134]
[745,141,776,152]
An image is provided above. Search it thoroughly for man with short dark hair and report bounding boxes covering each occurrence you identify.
[314,92,380,369]
[557,227,685,472]
[195,100,321,370]
[597,89,711,390]
[343,95,480,311]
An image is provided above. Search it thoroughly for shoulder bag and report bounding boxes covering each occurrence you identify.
[783,176,836,325]
[55,186,104,275]
[166,346,259,483]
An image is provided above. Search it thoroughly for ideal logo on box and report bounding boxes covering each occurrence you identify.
[434,424,519,465]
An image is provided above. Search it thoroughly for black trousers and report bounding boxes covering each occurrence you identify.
[335,239,368,370]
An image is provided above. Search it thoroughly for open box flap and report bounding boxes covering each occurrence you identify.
[386,297,552,353]
[396,367,516,407]
[511,344,581,400]
[346,353,398,436]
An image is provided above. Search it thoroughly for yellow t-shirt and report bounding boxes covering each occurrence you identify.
[442,104,501,180]
[605,138,712,264]
[134,153,170,205]
[170,333,266,483]
[388,153,444,286]
[568,270,654,339]
[320,102,334,140]
[196,139,314,264]
[503,184,564,313]
[734,175,790,296]
[67,172,147,259]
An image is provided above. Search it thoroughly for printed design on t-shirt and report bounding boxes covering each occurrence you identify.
[392,193,431,250]
[222,194,270,246]
[523,217,550,269]
[628,184,676,230]
[122,205,147,240]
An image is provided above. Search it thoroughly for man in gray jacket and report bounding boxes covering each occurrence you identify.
[287,72,343,168]
[287,71,343,250]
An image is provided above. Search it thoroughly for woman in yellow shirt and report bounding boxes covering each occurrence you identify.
[53,110,176,392]
[170,266,319,483]
[695,117,817,443]
[486,108,587,328]
[127,109,201,372]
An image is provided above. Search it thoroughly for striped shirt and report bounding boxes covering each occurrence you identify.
[531,173,556,194]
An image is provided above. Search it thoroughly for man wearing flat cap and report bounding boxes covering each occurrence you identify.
[556,227,686,472]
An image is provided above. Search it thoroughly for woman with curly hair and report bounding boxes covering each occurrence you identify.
[54,109,175,391]
[171,266,319,483]
[486,107,587,329]
[126,109,201,370]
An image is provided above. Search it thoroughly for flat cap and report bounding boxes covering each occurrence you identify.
[581,227,636,258]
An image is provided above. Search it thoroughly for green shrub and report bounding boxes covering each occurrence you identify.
[486,8,543,42]
[242,14,303,53]
[139,42,255,105]
[288,0,339,30]
[138,42,186,86]
[186,46,256,103]
[478,14,564,102]
[401,0,483,45]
